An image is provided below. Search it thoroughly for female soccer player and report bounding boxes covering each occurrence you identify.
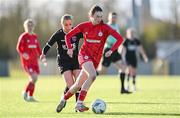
[16,19,42,102]
[56,5,124,112]
[123,28,148,91]
[100,12,130,94]
[40,14,87,112]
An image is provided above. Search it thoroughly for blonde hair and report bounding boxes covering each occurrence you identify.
[23,19,34,32]
[61,14,73,26]
[126,28,135,38]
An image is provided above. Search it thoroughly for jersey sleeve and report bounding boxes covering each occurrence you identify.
[16,34,25,55]
[36,37,42,56]
[123,39,128,47]
[65,24,83,49]
[136,38,141,46]
[106,25,124,52]
[42,32,58,55]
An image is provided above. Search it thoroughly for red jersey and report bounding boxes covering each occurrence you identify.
[16,32,41,66]
[65,21,124,68]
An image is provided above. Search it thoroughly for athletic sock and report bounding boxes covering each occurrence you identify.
[25,82,34,93]
[29,82,35,96]
[127,74,130,82]
[126,74,131,90]
[75,88,81,102]
[64,87,69,95]
[133,75,136,85]
[25,82,30,93]
[120,73,125,90]
[78,90,87,102]
[64,91,74,101]
[75,91,80,102]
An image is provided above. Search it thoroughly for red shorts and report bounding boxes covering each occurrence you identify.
[78,53,100,69]
[23,64,40,75]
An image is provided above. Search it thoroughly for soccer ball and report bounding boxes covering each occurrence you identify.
[91,99,106,114]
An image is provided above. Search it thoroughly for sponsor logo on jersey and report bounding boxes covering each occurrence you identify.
[62,43,76,50]
[86,39,101,43]
[28,45,37,48]
[128,44,136,50]
[72,36,77,42]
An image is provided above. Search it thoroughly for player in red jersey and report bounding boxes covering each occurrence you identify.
[56,5,124,112]
[16,19,42,102]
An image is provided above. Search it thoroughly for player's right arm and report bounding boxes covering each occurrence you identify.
[16,34,29,60]
[40,32,57,63]
[42,32,57,55]
[16,34,25,55]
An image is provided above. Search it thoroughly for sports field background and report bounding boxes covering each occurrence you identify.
[1,75,180,118]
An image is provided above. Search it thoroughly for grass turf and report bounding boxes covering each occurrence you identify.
[0,75,180,118]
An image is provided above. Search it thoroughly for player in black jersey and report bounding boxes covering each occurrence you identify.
[123,28,148,91]
[40,14,87,112]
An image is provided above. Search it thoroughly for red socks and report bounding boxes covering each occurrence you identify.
[64,91,74,100]
[78,90,87,101]
[25,82,35,96]
[64,90,87,102]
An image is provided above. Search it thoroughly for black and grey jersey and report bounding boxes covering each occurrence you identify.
[123,38,141,58]
[42,28,83,60]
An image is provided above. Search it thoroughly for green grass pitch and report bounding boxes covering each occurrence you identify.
[1,75,180,118]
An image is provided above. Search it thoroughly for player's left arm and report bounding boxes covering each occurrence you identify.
[107,26,124,52]
[138,45,148,63]
[36,36,42,57]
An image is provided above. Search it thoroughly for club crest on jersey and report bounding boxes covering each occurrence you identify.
[27,39,30,43]
[84,55,89,60]
[72,36,77,42]
[98,31,103,37]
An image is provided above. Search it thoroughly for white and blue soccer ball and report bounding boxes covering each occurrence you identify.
[91,99,106,114]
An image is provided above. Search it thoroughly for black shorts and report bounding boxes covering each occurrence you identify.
[126,55,137,68]
[57,57,80,74]
[102,48,122,67]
